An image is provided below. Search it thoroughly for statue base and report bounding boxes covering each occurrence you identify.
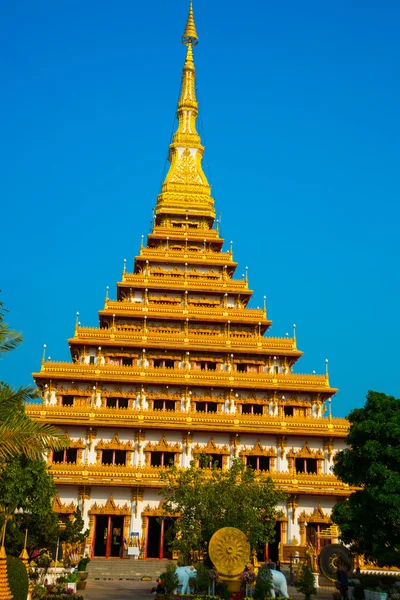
[219,576,242,593]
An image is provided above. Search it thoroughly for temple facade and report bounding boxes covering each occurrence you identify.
[27,2,350,563]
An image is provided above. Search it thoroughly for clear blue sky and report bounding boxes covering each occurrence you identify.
[1,0,399,416]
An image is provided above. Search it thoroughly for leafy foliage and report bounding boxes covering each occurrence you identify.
[254,564,273,600]
[332,391,400,567]
[194,563,211,592]
[60,508,89,546]
[77,557,91,572]
[162,562,180,595]
[6,555,29,600]
[0,455,59,557]
[295,565,316,600]
[0,298,67,461]
[160,456,286,562]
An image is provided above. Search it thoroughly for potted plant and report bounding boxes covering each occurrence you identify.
[65,571,80,592]
[76,557,90,589]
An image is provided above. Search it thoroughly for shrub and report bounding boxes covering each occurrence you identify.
[254,564,273,600]
[295,565,316,600]
[31,584,47,599]
[66,571,80,583]
[6,555,29,600]
[77,557,90,571]
[163,562,180,595]
[194,563,211,592]
[216,581,230,599]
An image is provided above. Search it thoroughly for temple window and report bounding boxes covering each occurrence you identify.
[153,399,176,411]
[153,359,175,368]
[246,455,270,471]
[89,356,95,365]
[242,404,263,415]
[122,357,132,367]
[52,448,78,464]
[150,451,175,467]
[236,363,247,372]
[101,449,127,466]
[284,406,294,417]
[200,361,216,371]
[61,395,74,407]
[106,397,129,409]
[295,457,317,473]
[196,401,217,413]
[199,454,223,468]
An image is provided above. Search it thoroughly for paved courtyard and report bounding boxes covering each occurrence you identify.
[82,580,335,600]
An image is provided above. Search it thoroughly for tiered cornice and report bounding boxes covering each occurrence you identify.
[26,404,346,436]
[42,461,352,496]
[33,361,334,394]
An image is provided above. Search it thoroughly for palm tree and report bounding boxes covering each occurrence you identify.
[0,299,68,461]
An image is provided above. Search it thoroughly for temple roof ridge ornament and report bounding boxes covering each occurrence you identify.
[155,1,215,222]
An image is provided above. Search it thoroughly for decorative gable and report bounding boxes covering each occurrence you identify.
[239,440,277,457]
[143,435,182,453]
[192,438,230,455]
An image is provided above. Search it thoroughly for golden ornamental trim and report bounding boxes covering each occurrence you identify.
[239,440,277,457]
[143,435,182,453]
[287,441,325,459]
[192,438,230,455]
[95,433,134,451]
[298,503,332,524]
[88,494,130,516]
[52,493,76,514]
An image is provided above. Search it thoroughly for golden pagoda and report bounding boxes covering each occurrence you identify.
[27,2,350,563]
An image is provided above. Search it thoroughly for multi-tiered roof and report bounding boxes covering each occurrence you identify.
[29,2,348,494]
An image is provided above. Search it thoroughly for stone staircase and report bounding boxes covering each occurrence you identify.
[87,558,173,580]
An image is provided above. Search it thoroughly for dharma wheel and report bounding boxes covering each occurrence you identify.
[209,527,250,578]
[318,544,354,581]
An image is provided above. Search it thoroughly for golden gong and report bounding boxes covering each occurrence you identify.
[209,527,250,578]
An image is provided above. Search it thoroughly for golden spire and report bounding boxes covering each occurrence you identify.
[155,1,215,222]
[182,0,198,46]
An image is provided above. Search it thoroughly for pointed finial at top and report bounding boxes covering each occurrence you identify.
[182,0,198,46]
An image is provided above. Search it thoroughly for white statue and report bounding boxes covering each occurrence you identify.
[270,569,289,598]
[175,565,197,594]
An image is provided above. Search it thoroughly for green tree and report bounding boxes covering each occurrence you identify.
[59,508,89,547]
[160,456,286,562]
[332,391,400,567]
[0,455,59,557]
[0,299,67,461]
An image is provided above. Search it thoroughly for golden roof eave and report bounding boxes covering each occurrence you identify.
[27,402,347,436]
[117,277,253,295]
[100,302,264,322]
[43,462,354,494]
[33,362,337,395]
[68,329,301,357]
[149,228,223,242]
[135,253,238,269]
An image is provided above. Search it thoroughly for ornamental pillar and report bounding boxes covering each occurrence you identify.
[281,520,287,545]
